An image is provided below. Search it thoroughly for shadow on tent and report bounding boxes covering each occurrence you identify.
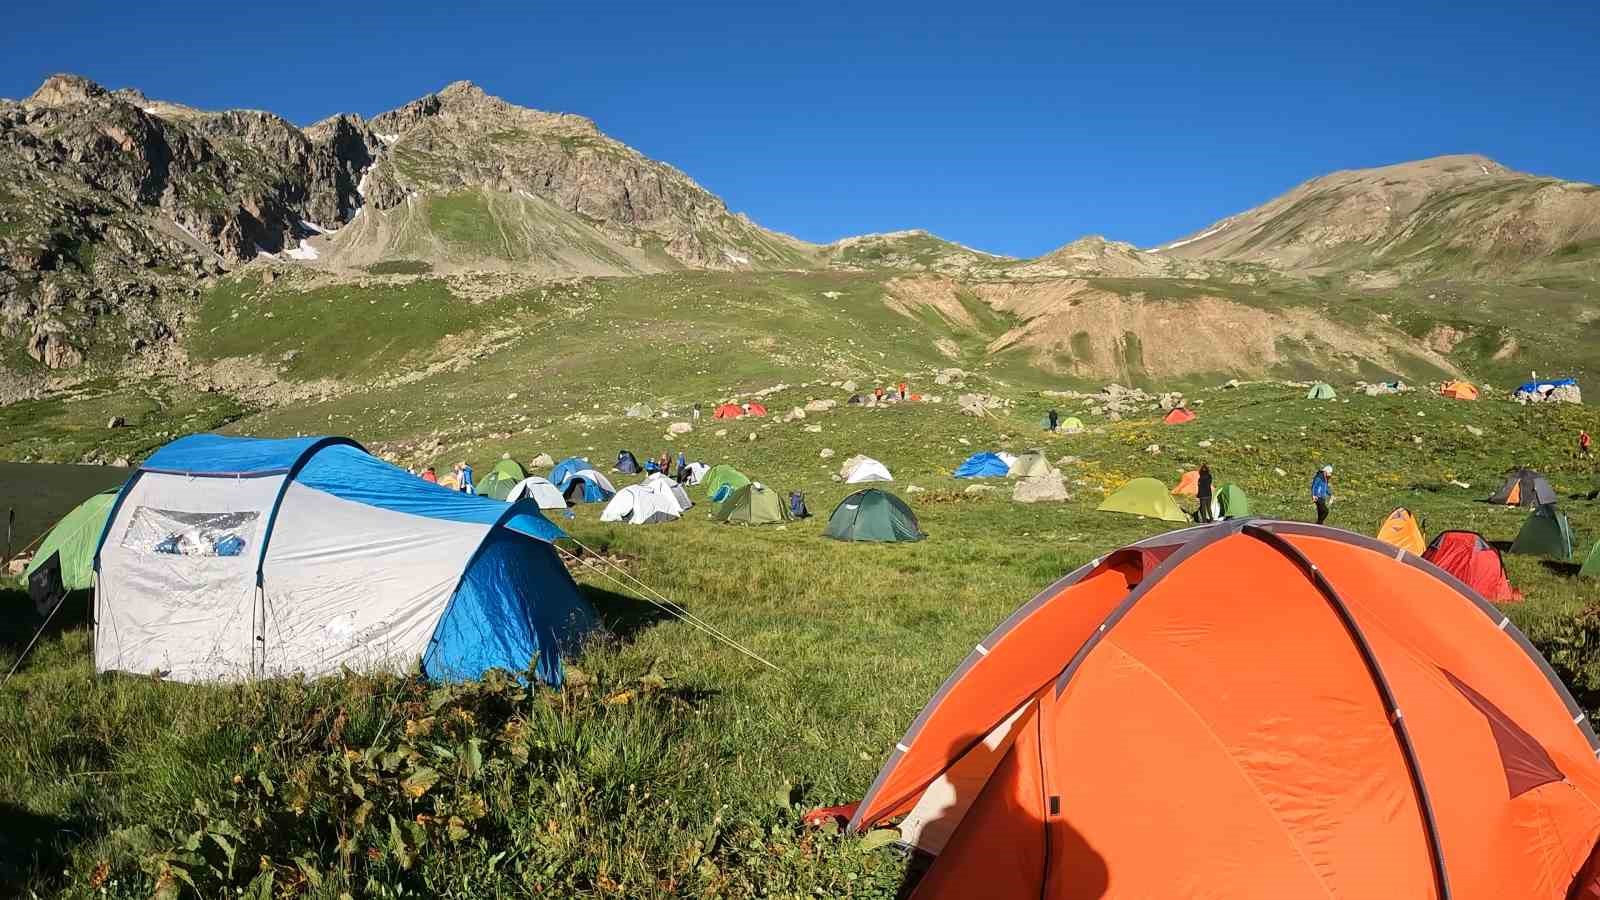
[1540,560,1584,578]
[0,801,97,897]
[0,586,91,664]
[578,584,673,642]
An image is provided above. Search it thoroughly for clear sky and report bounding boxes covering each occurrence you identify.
[3,1,1596,257]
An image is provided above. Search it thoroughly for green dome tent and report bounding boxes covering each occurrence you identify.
[703,464,750,503]
[1306,382,1337,400]
[1581,540,1600,579]
[1509,504,1573,561]
[23,488,119,592]
[1060,416,1085,433]
[712,483,791,525]
[475,457,527,500]
[1217,483,1252,519]
[823,489,924,543]
[1096,477,1189,523]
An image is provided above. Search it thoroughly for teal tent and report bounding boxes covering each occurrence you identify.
[823,489,924,543]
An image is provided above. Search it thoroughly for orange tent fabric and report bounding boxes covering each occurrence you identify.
[848,521,1600,899]
[1172,470,1199,496]
[746,402,767,417]
[712,403,743,419]
[1377,507,1427,556]
[1440,381,1480,400]
[1163,407,1195,424]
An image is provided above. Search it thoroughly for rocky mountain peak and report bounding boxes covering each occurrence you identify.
[25,73,109,107]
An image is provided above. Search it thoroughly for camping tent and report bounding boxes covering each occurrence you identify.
[505,476,567,510]
[1009,451,1051,479]
[1172,470,1199,497]
[703,464,750,503]
[548,457,590,488]
[844,457,894,484]
[1423,530,1522,602]
[1440,380,1480,400]
[555,467,615,504]
[1163,407,1196,425]
[1377,507,1426,556]
[841,520,1600,898]
[682,462,709,485]
[643,473,693,511]
[823,489,923,542]
[1489,468,1557,507]
[23,488,119,592]
[1060,416,1085,433]
[1306,382,1337,400]
[1510,504,1573,560]
[599,481,682,525]
[1216,483,1251,518]
[614,450,641,474]
[92,435,594,684]
[1582,541,1600,579]
[746,402,767,417]
[475,457,527,500]
[1096,477,1189,523]
[954,452,1009,479]
[848,394,865,405]
[711,483,790,525]
[1516,377,1579,399]
[713,403,744,419]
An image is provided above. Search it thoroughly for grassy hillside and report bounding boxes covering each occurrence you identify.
[5,377,1600,897]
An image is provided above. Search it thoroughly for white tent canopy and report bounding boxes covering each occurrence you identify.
[844,457,894,484]
[682,462,709,485]
[506,476,567,510]
[644,473,693,511]
[600,483,682,525]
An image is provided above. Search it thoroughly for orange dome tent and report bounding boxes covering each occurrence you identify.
[1440,380,1480,400]
[1171,470,1199,496]
[745,402,767,417]
[713,403,744,419]
[1163,407,1196,425]
[842,520,1600,899]
[1377,506,1427,556]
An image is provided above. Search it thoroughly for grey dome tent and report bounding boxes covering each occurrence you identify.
[1489,468,1557,508]
[614,450,641,474]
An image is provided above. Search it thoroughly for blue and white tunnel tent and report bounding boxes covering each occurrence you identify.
[93,435,595,685]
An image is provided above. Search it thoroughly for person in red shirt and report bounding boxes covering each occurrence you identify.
[898,381,908,400]
[1582,430,1593,459]
[421,466,438,483]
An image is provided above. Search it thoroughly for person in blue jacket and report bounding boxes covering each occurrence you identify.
[1311,465,1333,524]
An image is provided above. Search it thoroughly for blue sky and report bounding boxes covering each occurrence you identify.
[3,1,1596,256]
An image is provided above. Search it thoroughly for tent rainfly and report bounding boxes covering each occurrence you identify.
[837,520,1600,898]
[1510,504,1574,561]
[1376,507,1426,556]
[712,483,791,525]
[1440,381,1480,400]
[954,452,1010,479]
[1096,477,1189,523]
[703,464,751,503]
[23,488,120,593]
[844,457,894,484]
[1489,469,1558,508]
[1423,530,1522,602]
[1009,452,1051,479]
[475,457,527,501]
[1306,382,1337,400]
[823,489,923,542]
[1163,407,1196,425]
[505,476,567,510]
[93,435,595,685]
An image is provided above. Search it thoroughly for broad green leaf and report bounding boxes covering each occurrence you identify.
[208,832,236,867]
[242,867,274,900]
[859,828,901,851]
[402,766,440,799]
[294,856,323,888]
[464,738,484,779]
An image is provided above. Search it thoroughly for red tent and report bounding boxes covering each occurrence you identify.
[1163,407,1196,425]
[1423,530,1522,602]
[713,403,743,419]
[746,402,767,417]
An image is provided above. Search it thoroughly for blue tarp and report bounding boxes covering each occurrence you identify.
[954,451,1010,478]
[1516,378,1578,395]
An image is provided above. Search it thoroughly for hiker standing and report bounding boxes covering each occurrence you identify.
[1311,465,1333,525]
[1581,430,1593,459]
[899,381,908,401]
[460,461,475,495]
[1048,409,1059,432]
[1197,463,1214,523]
[874,386,884,402]
[692,403,701,423]
[657,450,671,476]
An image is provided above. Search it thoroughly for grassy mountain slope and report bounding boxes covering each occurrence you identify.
[1158,154,1600,280]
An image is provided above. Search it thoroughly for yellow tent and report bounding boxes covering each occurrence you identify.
[1376,507,1426,556]
[1440,380,1479,400]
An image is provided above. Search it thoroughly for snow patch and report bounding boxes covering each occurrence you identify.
[376,133,400,145]
[1160,221,1230,251]
[356,168,371,199]
[255,245,279,260]
[723,249,750,265]
[300,220,331,235]
[285,239,320,261]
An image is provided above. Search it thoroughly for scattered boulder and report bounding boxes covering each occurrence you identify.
[625,403,653,418]
[107,416,126,429]
[804,399,837,413]
[668,422,692,435]
[841,380,858,392]
[1013,469,1069,503]
[529,452,555,468]
[803,424,823,433]
[715,428,728,437]
[1551,384,1584,404]
[906,484,925,494]
[1197,439,1212,448]
[963,484,995,496]
[1145,444,1161,456]
[506,392,519,401]
[1464,425,1484,437]
[1274,467,1287,477]
[747,432,758,442]
[1056,455,1081,467]
[819,448,835,459]
[111,456,130,468]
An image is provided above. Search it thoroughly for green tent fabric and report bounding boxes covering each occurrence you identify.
[1060,417,1085,433]
[703,464,750,502]
[1306,382,1337,400]
[1096,477,1189,523]
[475,457,527,500]
[823,489,924,542]
[712,483,790,525]
[1217,483,1252,518]
[23,489,118,591]
[1509,504,1574,561]
[1581,541,1600,578]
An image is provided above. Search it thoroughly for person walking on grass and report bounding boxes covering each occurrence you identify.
[1581,429,1593,459]
[1048,409,1059,432]
[1197,463,1214,524]
[692,403,701,423]
[1311,464,1333,525]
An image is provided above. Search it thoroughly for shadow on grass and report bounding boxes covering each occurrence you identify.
[0,587,90,664]
[1540,560,1584,578]
[1489,540,1514,553]
[0,801,97,896]
[580,584,672,641]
